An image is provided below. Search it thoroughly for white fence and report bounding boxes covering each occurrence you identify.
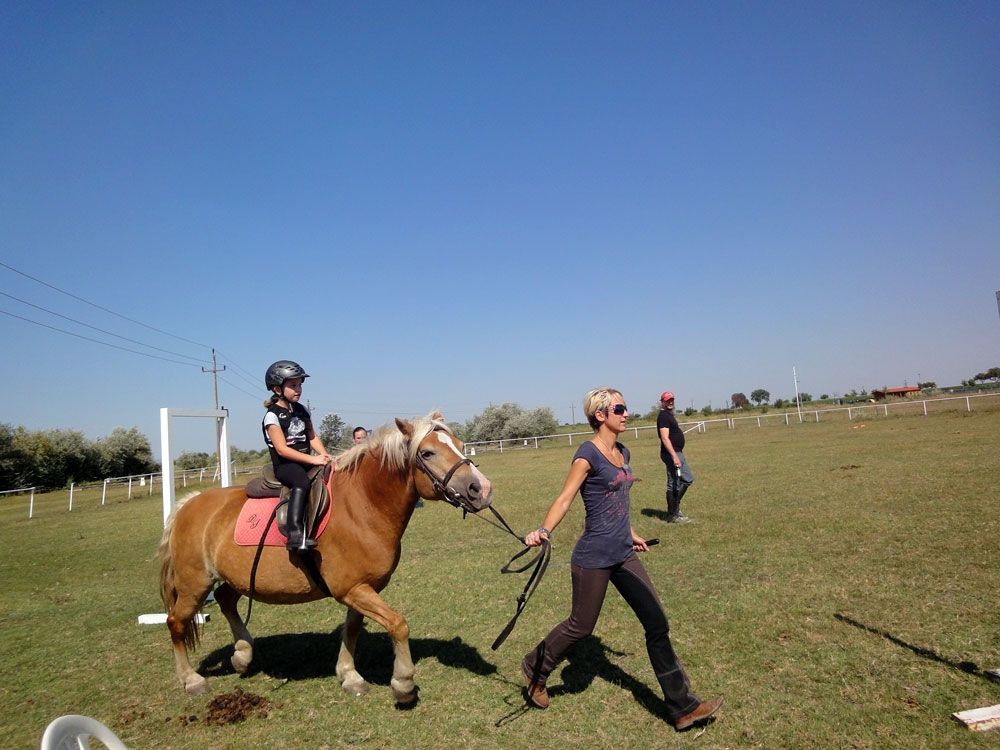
[1,464,263,519]
[462,392,1000,454]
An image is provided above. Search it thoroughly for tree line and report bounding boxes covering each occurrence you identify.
[0,424,157,490]
[317,403,560,449]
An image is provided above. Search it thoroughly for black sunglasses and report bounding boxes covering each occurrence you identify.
[606,403,628,415]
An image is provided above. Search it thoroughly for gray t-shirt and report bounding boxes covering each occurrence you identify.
[571,441,636,569]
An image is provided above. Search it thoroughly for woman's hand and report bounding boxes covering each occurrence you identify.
[524,528,550,547]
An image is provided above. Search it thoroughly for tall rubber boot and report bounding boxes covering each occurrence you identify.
[284,487,316,552]
[666,486,679,517]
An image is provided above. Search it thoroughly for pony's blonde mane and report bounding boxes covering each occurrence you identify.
[335,412,447,473]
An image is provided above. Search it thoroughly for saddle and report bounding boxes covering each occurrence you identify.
[239,463,332,545]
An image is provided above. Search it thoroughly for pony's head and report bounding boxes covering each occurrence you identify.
[337,411,492,512]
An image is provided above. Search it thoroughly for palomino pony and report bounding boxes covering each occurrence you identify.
[158,413,492,702]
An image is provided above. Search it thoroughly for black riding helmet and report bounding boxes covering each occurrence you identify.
[265,360,309,390]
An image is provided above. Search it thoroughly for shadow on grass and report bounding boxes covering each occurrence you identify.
[639,507,671,522]
[197,628,497,687]
[556,637,672,720]
[495,636,672,728]
[835,613,996,682]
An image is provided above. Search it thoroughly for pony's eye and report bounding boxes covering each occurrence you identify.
[420,450,435,460]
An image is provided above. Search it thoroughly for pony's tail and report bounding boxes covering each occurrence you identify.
[157,508,201,651]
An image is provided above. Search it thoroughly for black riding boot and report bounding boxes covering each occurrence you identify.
[284,487,316,552]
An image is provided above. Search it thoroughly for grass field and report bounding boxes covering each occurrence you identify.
[2,406,999,748]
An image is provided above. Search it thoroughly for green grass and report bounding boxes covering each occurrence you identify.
[2,408,999,748]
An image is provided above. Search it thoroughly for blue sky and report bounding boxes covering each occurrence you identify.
[2,1,998,458]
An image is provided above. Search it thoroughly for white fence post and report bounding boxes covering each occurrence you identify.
[68,483,74,512]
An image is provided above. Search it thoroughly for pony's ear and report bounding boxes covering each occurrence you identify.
[395,417,414,438]
[431,410,443,421]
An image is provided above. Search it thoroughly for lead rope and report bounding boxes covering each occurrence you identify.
[491,536,550,650]
[460,503,552,650]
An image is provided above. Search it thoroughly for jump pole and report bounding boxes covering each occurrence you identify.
[159,407,232,528]
[140,407,230,625]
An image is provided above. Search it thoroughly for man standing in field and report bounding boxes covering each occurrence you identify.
[658,391,694,523]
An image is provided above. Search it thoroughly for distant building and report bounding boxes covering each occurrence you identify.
[872,386,922,401]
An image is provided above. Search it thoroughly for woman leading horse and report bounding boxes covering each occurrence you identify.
[158,412,492,702]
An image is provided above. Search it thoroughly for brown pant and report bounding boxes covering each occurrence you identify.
[523,554,700,720]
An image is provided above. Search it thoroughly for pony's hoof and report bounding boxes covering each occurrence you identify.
[231,640,253,674]
[393,686,418,705]
[231,652,252,674]
[184,675,210,696]
[342,679,370,697]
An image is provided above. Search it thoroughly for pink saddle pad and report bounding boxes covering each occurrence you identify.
[234,496,332,547]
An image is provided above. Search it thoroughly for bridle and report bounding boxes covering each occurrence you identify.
[413,450,481,513]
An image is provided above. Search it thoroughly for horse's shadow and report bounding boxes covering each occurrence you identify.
[198,627,496,686]
[199,630,672,721]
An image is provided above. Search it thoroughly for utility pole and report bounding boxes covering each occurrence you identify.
[203,349,226,461]
[569,403,576,424]
[793,366,802,423]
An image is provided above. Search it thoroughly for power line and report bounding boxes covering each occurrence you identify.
[1,261,265,410]
[0,290,206,363]
[0,260,210,349]
[0,308,203,366]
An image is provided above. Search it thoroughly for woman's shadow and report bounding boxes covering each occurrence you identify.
[548,636,672,721]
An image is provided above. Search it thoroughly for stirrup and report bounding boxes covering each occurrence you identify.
[286,535,317,552]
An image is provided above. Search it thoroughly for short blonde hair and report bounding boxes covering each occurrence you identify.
[583,387,624,430]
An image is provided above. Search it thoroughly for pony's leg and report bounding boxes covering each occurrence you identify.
[166,589,211,695]
[342,585,416,704]
[335,606,370,697]
[213,583,254,675]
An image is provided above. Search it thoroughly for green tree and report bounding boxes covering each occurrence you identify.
[231,446,269,466]
[176,451,215,470]
[0,423,18,488]
[750,389,770,406]
[45,428,100,484]
[97,427,156,477]
[465,403,558,442]
[973,367,1000,383]
[318,413,349,449]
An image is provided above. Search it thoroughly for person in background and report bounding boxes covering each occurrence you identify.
[658,391,694,523]
[352,426,368,444]
[262,360,332,552]
[520,386,723,731]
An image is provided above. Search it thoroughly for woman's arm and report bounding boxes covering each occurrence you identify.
[524,457,591,546]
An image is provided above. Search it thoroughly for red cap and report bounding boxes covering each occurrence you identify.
[660,391,675,402]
